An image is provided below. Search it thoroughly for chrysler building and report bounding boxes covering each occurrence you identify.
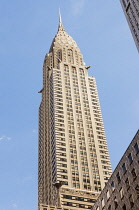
[38,15,112,210]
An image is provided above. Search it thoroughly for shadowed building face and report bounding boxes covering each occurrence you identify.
[120,0,139,52]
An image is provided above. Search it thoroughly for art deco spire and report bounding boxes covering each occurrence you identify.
[49,10,80,53]
[59,9,62,26]
[58,8,64,31]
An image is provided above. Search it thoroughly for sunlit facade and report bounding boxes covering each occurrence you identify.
[38,17,112,210]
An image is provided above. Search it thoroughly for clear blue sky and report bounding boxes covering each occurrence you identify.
[0,1,139,210]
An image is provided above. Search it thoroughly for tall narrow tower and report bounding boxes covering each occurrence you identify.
[120,0,139,52]
[38,16,112,210]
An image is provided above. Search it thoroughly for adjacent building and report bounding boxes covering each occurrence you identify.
[120,0,139,52]
[92,129,139,210]
[38,15,112,210]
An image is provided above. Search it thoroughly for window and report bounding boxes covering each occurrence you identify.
[114,198,118,209]
[135,185,139,199]
[60,169,67,173]
[116,172,121,184]
[129,195,134,207]
[131,168,137,180]
[128,153,133,164]
[122,204,126,210]
[104,176,109,180]
[134,142,139,154]
[67,49,73,64]
[122,0,126,7]
[107,190,110,199]
[66,202,73,206]
[61,163,67,167]
[64,181,68,185]
[101,198,105,208]
[63,194,72,199]
[122,163,127,173]
[125,178,130,190]
[61,175,68,179]
[111,181,115,191]
[120,187,124,199]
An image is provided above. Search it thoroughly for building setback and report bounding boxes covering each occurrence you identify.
[120,0,139,52]
[38,15,112,210]
[92,129,139,210]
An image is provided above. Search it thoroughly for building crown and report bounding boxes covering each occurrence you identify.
[49,13,81,54]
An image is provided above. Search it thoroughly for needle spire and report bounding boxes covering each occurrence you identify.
[59,8,62,25]
[58,8,64,30]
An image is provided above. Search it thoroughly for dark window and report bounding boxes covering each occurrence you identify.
[94,180,97,184]
[116,172,121,184]
[111,181,115,191]
[77,197,84,201]
[128,153,133,164]
[61,169,67,173]
[135,185,139,199]
[95,186,98,191]
[62,164,67,167]
[63,195,72,199]
[79,204,85,208]
[108,205,111,210]
[114,198,118,209]
[125,178,130,190]
[60,158,67,162]
[66,202,72,206]
[134,143,139,154]
[89,199,96,203]
[122,204,126,210]
[129,195,134,207]
[131,168,137,180]
[122,163,127,173]
[64,181,68,185]
[61,175,68,179]
[122,0,126,7]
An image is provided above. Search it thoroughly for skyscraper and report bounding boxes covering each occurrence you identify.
[92,130,139,210]
[38,15,112,210]
[120,0,139,52]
